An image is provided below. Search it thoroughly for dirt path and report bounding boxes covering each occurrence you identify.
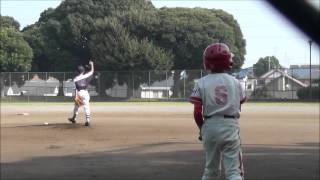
[1,103,319,180]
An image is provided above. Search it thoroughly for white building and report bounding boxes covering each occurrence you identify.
[140,86,172,99]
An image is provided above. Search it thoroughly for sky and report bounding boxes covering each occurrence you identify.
[1,0,319,69]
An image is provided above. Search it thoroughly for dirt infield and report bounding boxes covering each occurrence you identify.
[1,102,319,180]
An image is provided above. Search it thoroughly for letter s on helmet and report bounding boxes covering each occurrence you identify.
[203,43,234,71]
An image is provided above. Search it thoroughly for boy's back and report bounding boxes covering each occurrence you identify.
[192,73,244,119]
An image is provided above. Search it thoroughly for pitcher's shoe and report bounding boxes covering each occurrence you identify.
[68,118,76,124]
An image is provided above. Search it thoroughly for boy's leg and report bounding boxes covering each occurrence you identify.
[82,91,91,126]
[202,124,222,180]
[68,103,79,123]
[222,130,244,180]
[83,103,90,126]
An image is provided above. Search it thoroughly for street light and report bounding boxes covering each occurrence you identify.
[308,40,312,99]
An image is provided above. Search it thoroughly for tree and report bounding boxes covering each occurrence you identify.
[0,16,20,30]
[22,0,246,98]
[23,0,246,72]
[253,56,282,77]
[297,79,320,100]
[297,87,320,100]
[23,24,49,72]
[23,7,85,72]
[0,28,33,72]
[22,0,173,97]
[90,17,173,97]
[0,16,33,97]
[151,8,246,70]
[150,8,246,97]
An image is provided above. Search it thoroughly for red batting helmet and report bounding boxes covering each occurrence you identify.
[203,43,234,72]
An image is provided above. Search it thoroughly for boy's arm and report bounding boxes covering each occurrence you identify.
[189,81,203,141]
[74,61,94,82]
[240,97,247,104]
[193,102,204,130]
[193,101,204,141]
[239,81,247,104]
[89,61,94,73]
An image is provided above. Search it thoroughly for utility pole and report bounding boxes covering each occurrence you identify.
[308,40,312,99]
[268,56,271,71]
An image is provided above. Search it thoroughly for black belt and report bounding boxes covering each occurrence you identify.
[204,115,236,119]
[224,115,236,118]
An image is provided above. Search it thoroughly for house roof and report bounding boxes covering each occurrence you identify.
[261,69,308,87]
[280,73,308,87]
[290,65,320,69]
[236,68,250,79]
[260,69,284,79]
[265,75,308,88]
[288,68,320,80]
[234,68,255,79]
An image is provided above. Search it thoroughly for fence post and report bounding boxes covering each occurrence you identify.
[132,71,135,98]
[148,70,151,101]
[115,71,118,98]
[9,72,12,102]
[45,72,48,102]
[183,74,186,98]
[98,72,101,101]
[166,71,168,101]
[290,69,294,101]
[63,72,66,102]
[27,72,30,103]
[273,70,275,99]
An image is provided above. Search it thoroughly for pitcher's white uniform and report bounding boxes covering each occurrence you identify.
[72,71,93,122]
[190,73,246,180]
[69,62,94,126]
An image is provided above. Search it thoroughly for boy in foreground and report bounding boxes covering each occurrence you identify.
[189,43,246,180]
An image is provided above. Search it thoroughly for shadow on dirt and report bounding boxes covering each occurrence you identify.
[1,142,319,180]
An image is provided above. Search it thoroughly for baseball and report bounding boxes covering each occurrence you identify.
[44,122,49,125]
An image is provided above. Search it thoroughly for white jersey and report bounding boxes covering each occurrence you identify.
[190,73,246,118]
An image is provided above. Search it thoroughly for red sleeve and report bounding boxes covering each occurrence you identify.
[193,103,203,129]
[189,96,202,104]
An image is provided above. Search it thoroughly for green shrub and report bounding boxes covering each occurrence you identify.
[297,87,319,100]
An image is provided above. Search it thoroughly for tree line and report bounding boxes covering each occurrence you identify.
[1,0,247,97]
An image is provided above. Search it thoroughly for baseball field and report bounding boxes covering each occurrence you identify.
[1,102,319,180]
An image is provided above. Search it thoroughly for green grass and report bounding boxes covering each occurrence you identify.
[1,101,318,107]
[0,101,191,106]
[244,101,319,106]
[93,101,190,106]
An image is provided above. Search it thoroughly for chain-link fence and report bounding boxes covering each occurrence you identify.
[1,68,318,102]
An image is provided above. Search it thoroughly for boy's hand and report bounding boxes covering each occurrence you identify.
[198,131,202,141]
